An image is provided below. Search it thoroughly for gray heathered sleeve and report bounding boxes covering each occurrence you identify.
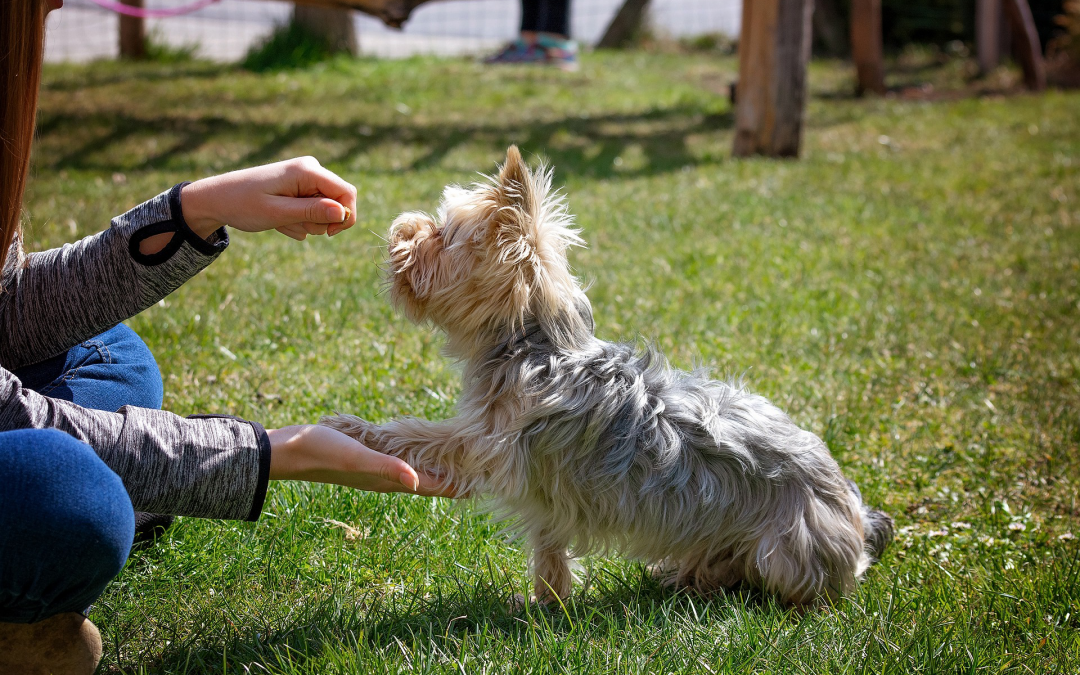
[0,184,271,521]
[0,370,270,520]
[0,184,227,370]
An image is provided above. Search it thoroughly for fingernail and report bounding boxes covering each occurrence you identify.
[400,471,418,491]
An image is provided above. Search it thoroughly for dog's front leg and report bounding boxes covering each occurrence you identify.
[320,414,385,450]
[321,414,473,489]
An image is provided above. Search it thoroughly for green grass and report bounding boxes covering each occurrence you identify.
[27,49,1080,673]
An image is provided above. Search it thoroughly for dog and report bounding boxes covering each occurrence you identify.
[322,146,893,606]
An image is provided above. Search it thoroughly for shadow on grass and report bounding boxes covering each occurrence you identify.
[41,61,231,92]
[36,105,733,181]
[137,565,777,672]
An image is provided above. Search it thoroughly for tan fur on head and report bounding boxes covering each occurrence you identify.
[323,147,893,608]
[386,146,586,359]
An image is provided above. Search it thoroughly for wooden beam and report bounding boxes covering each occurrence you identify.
[732,0,813,158]
[288,0,436,28]
[976,0,1002,74]
[850,0,885,95]
[1003,0,1046,90]
[119,0,146,59]
[596,0,650,50]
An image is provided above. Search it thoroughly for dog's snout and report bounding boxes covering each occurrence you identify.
[389,213,437,245]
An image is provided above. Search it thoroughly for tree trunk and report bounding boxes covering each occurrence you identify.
[293,4,358,55]
[119,0,146,59]
[1002,0,1046,90]
[976,0,1002,74]
[732,0,814,158]
[596,0,651,49]
[850,0,885,95]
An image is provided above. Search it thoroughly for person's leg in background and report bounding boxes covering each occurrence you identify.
[486,0,577,70]
[0,428,136,674]
[13,323,174,543]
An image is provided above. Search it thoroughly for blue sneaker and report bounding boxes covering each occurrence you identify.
[484,38,546,65]
[536,35,579,71]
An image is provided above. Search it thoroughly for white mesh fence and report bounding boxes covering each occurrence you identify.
[45,0,740,62]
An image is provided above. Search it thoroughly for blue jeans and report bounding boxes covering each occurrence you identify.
[0,324,163,623]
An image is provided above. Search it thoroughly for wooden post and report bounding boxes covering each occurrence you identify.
[1002,0,1046,90]
[596,0,650,49]
[850,0,885,95]
[732,0,813,158]
[119,0,146,59]
[976,0,1002,74]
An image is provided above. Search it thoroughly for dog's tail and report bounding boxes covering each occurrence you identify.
[848,480,895,563]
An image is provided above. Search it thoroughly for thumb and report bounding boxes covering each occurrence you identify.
[378,455,420,491]
[272,195,349,226]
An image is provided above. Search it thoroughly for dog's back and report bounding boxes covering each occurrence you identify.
[471,319,890,603]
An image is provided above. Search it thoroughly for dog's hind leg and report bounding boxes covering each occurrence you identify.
[529,529,574,605]
[671,551,747,596]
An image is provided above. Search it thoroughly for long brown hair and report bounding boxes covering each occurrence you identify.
[1,0,47,274]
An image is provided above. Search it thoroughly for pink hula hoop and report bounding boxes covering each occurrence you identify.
[85,0,221,18]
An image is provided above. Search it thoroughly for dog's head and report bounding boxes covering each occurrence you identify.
[386,146,588,354]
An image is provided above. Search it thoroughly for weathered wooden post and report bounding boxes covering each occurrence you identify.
[977,0,1003,74]
[732,0,813,158]
[850,0,885,95]
[1003,0,1046,90]
[119,0,146,59]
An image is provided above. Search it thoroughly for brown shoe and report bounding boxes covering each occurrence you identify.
[0,613,102,675]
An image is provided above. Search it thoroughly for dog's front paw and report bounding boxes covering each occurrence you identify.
[320,414,383,450]
[507,592,562,614]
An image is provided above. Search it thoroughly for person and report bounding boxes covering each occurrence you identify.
[0,2,454,673]
[484,0,577,70]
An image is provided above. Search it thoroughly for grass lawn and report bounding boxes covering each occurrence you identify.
[26,48,1079,673]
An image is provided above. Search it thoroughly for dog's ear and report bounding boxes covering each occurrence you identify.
[495,145,535,214]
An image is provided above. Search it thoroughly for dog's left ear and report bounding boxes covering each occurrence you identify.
[495,145,535,214]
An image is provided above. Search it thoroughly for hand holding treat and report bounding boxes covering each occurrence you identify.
[179,157,358,241]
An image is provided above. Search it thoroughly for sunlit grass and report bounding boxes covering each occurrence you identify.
[26,49,1080,673]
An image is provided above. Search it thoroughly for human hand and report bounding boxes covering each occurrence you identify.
[266,425,457,496]
[179,157,358,241]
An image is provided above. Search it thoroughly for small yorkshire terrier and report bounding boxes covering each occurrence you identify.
[323,147,893,606]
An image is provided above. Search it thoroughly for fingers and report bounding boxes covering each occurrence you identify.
[370,453,463,498]
[414,473,466,498]
[285,157,358,229]
[269,195,351,230]
[296,158,358,226]
[276,224,308,241]
[387,456,420,492]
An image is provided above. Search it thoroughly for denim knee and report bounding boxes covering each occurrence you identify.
[0,429,135,623]
[93,323,164,410]
[14,323,164,413]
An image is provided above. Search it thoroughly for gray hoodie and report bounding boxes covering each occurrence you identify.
[0,184,268,521]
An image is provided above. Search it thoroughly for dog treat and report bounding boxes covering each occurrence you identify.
[322,146,893,607]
